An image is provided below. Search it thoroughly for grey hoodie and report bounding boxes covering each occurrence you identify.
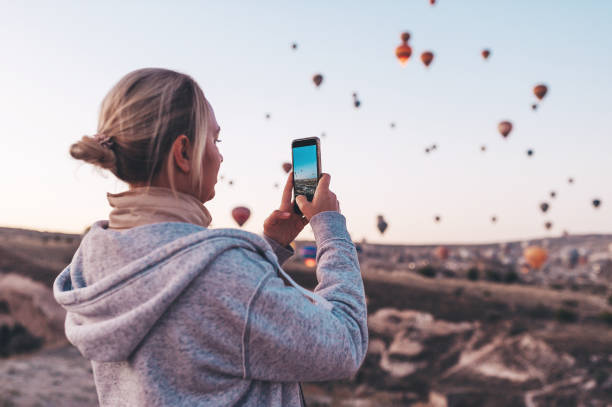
[53,211,368,406]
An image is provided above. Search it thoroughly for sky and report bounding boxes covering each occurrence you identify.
[1,1,611,245]
[293,145,318,180]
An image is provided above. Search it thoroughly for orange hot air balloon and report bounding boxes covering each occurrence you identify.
[231,206,251,227]
[533,84,548,100]
[282,162,292,173]
[396,32,412,66]
[481,49,490,60]
[312,74,323,87]
[498,121,513,138]
[421,51,434,67]
[434,246,449,260]
[523,246,548,270]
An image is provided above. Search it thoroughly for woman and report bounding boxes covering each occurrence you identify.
[53,67,368,407]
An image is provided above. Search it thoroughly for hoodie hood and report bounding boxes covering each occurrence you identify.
[53,220,303,362]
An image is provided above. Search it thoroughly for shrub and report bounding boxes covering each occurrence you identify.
[599,312,612,325]
[555,308,578,323]
[527,303,554,319]
[485,270,501,282]
[466,268,479,281]
[417,266,436,278]
[503,270,519,284]
[561,299,579,308]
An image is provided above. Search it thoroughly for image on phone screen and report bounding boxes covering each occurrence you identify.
[292,144,318,200]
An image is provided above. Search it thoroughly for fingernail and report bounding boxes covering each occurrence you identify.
[281,212,291,218]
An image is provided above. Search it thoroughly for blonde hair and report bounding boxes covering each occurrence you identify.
[69,67,210,197]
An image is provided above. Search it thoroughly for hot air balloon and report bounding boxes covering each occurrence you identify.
[568,177,574,184]
[431,144,438,151]
[300,245,317,259]
[312,74,323,87]
[550,191,556,199]
[491,216,497,223]
[533,84,548,100]
[434,246,449,260]
[352,92,361,108]
[540,202,550,213]
[566,248,580,269]
[377,215,388,234]
[421,51,434,67]
[231,206,251,227]
[321,132,326,138]
[228,180,234,186]
[531,103,538,111]
[524,246,548,269]
[430,0,436,5]
[390,122,396,129]
[273,183,279,189]
[265,113,271,120]
[425,148,431,154]
[282,162,292,173]
[395,32,412,66]
[434,215,441,223]
[481,49,491,60]
[544,221,553,230]
[592,199,601,208]
[291,42,298,50]
[527,149,534,157]
[481,145,487,152]
[304,258,316,267]
[498,121,513,138]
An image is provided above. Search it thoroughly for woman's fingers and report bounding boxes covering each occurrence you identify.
[280,171,294,211]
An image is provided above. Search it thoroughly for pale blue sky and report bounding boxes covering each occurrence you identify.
[293,145,318,180]
[1,1,611,244]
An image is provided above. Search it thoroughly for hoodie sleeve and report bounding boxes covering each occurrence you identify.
[262,234,295,266]
[242,211,368,382]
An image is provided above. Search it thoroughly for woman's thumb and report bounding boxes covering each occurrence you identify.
[296,195,307,207]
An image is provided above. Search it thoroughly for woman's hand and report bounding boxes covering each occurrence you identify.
[263,171,309,247]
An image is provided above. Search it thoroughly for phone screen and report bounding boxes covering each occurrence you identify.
[292,144,318,201]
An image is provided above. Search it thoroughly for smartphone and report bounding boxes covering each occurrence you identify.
[291,137,322,216]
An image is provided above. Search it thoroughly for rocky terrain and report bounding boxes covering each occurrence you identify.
[1,226,611,406]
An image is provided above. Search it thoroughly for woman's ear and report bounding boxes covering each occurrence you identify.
[172,135,191,173]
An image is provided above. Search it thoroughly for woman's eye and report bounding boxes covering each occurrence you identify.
[215,139,222,144]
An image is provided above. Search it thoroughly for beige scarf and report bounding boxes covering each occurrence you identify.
[107,186,212,230]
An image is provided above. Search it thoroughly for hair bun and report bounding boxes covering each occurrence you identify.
[69,135,117,172]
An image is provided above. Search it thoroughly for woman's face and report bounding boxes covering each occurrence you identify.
[196,99,223,203]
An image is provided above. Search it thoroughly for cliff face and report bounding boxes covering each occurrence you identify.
[0,273,68,357]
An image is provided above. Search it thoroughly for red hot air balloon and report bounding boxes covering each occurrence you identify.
[533,84,548,100]
[498,121,513,138]
[282,162,292,173]
[421,51,434,67]
[312,74,323,87]
[481,49,491,60]
[231,206,251,227]
[430,0,436,5]
[396,32,412,66]
[434,246,449,260]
